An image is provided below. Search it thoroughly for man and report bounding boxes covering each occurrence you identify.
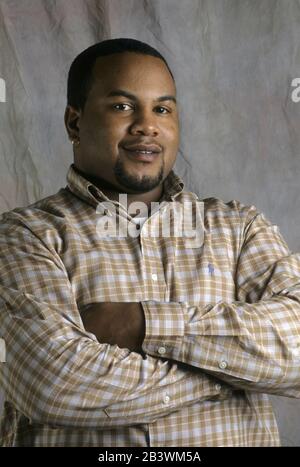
[0,38,300,447]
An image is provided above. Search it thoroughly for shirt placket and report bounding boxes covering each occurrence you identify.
[139,208,168,302]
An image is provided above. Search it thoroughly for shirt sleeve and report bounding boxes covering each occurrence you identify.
[142,206,300,397]
[0,213,230,430]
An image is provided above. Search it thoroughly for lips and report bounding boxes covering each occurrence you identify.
[121,143,162,162]
[122,143,162,152]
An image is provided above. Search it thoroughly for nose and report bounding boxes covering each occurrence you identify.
[129,109,159,137]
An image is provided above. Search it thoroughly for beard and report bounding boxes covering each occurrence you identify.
[114,157,164,192]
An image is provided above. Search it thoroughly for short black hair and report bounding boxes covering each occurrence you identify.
[67,38,174,111]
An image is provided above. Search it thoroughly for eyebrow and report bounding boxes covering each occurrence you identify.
[106,89,177,104]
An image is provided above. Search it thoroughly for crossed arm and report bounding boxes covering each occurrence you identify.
[1,204,300,433]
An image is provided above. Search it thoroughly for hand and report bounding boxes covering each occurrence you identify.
[80,302,145,353]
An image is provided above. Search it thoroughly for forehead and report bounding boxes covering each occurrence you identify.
[89,52,176,98]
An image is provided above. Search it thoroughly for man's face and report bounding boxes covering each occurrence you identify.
[66,52,179,193]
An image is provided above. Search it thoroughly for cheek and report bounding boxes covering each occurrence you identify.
[165,124,179,148]
[99,115,128,141]
[163,116,179,139]
[82,114,125,147]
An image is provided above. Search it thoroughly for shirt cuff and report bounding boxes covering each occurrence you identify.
[141,301,185,360]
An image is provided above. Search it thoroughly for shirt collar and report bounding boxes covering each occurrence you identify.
[66,164,186,208]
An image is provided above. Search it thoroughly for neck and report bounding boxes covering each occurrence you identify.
[103,184,164,216]
[75,166,164,213]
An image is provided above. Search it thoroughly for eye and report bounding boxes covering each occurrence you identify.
[112,103,133,111]
[155,106,171,114]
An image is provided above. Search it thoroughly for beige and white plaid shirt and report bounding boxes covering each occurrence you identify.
[0,164,300,447]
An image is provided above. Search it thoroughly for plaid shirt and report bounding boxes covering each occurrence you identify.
[0,164,300,447]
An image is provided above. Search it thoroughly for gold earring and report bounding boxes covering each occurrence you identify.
[71,139,80,146]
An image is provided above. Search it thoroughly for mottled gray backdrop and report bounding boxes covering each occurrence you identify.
[0,0,299,446]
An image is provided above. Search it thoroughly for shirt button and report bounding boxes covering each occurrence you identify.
[151,273,158,281]
[158,346,166,355]
[163,395,170,404]
[215,384,222,391]
[219,360,228,370]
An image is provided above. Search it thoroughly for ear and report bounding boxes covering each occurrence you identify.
[64,105,81,142]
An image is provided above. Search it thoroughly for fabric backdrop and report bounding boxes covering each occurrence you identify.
[0,0,299,446]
